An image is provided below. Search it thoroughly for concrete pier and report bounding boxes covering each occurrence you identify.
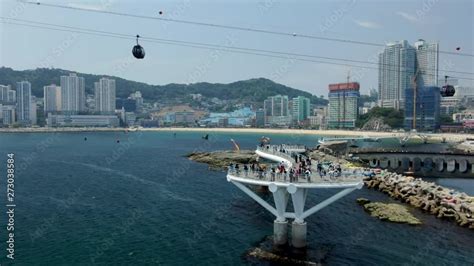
[273,220,288,245]
[291,221,307,248]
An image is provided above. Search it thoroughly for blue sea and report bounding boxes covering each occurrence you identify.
[0,131,473,265]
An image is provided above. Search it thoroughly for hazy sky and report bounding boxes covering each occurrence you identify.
[1,0,473,96]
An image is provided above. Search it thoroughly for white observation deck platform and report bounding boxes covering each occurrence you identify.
[227,145,364,248]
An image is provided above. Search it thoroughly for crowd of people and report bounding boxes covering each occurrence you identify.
[227,162,312,183]
[228,144,370,183]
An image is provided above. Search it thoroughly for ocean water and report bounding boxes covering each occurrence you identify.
[0,131,472,265]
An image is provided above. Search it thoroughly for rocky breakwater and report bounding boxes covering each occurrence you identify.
[365,171,474,229]
[186,150,258,170]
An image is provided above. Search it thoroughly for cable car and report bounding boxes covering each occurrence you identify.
[132,35,145,59]
[440,75,455,97]
[440,85,455,97]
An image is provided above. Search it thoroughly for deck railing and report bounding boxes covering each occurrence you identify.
[227,167,365,184]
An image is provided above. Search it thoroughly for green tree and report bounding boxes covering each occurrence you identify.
[357,107,404,128]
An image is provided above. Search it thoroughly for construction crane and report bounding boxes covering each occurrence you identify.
[343,70,350,129]
[411,69,420,130]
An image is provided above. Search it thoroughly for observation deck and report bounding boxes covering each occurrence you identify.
[226,144,365,248]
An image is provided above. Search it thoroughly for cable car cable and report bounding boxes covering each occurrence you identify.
[2,17,473,77]
[21,0,474,58]
[2,19,474,81]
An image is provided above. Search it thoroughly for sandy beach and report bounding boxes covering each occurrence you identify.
[0,126,471,141]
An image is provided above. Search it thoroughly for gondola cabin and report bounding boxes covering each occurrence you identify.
[440,85,455,97]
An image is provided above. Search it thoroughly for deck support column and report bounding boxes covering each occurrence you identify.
[273,220,288,246]
[287,185,308,248]
[269,184,289,245]
[291,221,307,248]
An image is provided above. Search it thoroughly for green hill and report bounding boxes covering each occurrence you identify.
[0,67,327,106]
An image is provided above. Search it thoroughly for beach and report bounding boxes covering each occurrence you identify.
[0,127,470,142]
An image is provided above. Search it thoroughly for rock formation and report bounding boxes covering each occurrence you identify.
[357,198,422,225]
[186,150,258,170]
[365,171,474,229]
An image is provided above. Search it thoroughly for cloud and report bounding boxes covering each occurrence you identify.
[354,20,381,29]
[67,3,107,11]
[396,11,418,23]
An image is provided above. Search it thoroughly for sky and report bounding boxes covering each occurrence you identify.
[0,0,473,97]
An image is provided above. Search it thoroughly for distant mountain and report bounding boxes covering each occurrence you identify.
[0,67,327,106]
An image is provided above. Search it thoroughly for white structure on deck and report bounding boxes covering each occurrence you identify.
[227,145,364,248]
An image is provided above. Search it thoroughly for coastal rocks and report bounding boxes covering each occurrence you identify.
[357,198,421,225]
[364,171,474,229]
[186,150,258,170]
[361,117,392,131]
[247,248,320,265]
[356,197,371,205]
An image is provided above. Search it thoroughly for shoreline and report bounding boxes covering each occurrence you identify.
[0,127,471,141]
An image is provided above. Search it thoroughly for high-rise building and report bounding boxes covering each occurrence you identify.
[378,40,416,110]
[129,91,143,108]
[263,95,290,126]
[60,73,85,114]
[1,105,16,126]
[0,85,8,102]
[414,39,439,88]
[404,86,440,131]
[255,108,265,127]
[94,78,116,114]
[264,95,289,117]
[44,84,62,113]
[378,39,439,110]
[30,96,37,125]
[15,81,32,125]
[292,96,311,123]
[328,82,360,129]
[7,89,16,103]
[0,85,16,103]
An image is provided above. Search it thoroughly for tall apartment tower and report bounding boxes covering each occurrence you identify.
[0,85,16,103]
[94,78,116,114]
[16,81,32,124]
[44,84,62,113]
[60,73,85,114]
[263,95,290,126]
[328,82,360,129]
[292,96,311,123]
[263,95,289,117]
[414,39,439,88]
[378,39,439,110]
[378,40,416,110]
[30,96,37,125]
